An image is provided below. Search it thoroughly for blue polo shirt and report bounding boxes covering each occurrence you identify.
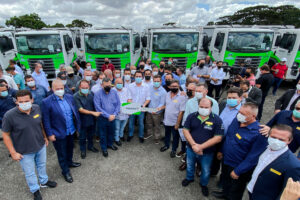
[267,110,300,154]
[73,91,95,128]
[184,112,224,154]
[223,118,268,176]
[26,85,47,107]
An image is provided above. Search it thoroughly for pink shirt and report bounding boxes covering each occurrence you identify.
[247,74,256,86]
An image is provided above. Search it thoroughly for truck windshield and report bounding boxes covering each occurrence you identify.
[226,32,273,52]
[152,33,199,53]
[16,34,62,55]
[85,33,130,54]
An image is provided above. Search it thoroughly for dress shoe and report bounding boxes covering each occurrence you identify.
[139,137,144,143]
[69,162,81,168]
[40,180,57,188]
[212,191,227,199]
[33,190,42,200]
[88,147,99,153]
[179,163,187,171]
[102,151,108,157]
[160,146,169,152]
[127,136,133,142]
[115,141,122,146]
[201,185,209,197]
[120,137,125,142]
[108,145,118,151]
[81,151,86,159]
[170,151,176,158]
[63,173,73,183]
[182,179,194,187]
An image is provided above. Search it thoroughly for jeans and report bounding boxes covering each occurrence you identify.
[53,134,74,175]
[186,146,214,186]
[98,116,115,151]
[19,145,48,193]
[128,112,145,138]
[164,125,179,152]
[79,125,95,152]
[115,119,128,141]
[272,77,283,95]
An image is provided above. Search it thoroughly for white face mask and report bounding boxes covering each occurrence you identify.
[297,84,300,91]
[54,89,65,97]
[131,70,136,75]
[85,76,92,81]
[237,113,247,123]
[86,66,91,70]
[124,75,131,81]
[115,74,121,78]
[198,107,211,116]
[19,102,32,111]
[195,92,203,100]
[27,81,35,87]
[153,71,158,76]
[268,137,287,151]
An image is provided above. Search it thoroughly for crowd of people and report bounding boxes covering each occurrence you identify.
[0,57,300,200]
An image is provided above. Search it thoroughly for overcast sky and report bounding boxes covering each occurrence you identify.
[0,0,299,31]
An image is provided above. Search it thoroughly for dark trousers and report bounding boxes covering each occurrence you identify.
[79,125,95,152]
[210,151,221,176]
[53,134,74,175]
[272,77,283,95]
[98,116,115,151]
[257,94,267,121]
[222,163,253,200]
[208,83,222,101]
[164,125,179,152]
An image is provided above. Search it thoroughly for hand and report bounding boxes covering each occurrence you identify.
[217,152,223,160]
[48,135,56,142]
[274,109,281,114]
[192,144,203,155]
[197,74,202,78]
[44,138,49,147]
[108,115,115,121]
[11,152,23,161]
[259,125,270,137]
[92,112,101,117]
[174,124,179,130]
[280,178,300,200]
[242,93,248,98]
[230,170,239,180]
[180,91,186,96]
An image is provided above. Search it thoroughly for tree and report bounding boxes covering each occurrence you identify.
[206,21,214,26]
[213,5,300,28]
[5,13,46,29]
[66,19,92,28]
[48,23,65,28]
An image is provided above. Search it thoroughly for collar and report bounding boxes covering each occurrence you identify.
[54,94,64,101]
[266,145,289,154]
[16,105,35,115]
[226,103,242,110]
[241,120,259,130]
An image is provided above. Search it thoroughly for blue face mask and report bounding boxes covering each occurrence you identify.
[293,109,300,119]
[80,89,89,94]
[227,98,238,107]
[153,82,160,88]
[1,91,8,97]
[135,77,142,83]
[116,83,123,90]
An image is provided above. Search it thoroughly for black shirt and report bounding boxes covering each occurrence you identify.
[256,73,274,96]
[2,105,45,154]
[73,91,95,128]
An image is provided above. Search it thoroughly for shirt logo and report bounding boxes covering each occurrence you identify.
[236,133,242,140]
[270,168,281,176]
[33,114,40,119]
[173,100,178,103]
[155,92,159,96]
[296,127,300,130]
[204,125,213,130]
[205,121,213,126]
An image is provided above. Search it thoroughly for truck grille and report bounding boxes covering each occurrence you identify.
[28,58,55,79]
[162,57,187,68]
[95,58,121,71]
[234,56,262,67]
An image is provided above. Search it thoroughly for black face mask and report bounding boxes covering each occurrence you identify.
[245,72,250,78]
[166,80,171,86]
[170,88,179,93]
[199,63,205,68]
[217,65,222,69]
[187,90,193,97]
[104,86,111,92]
[68,73,74,78]
[105,61,109,65]
[145,76,151,80]
[139,65,144,70]
[160,65,164,69]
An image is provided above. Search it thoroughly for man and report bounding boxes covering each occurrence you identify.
[0,83,15,130]
[127,71,150,143]
[144,59,152,70]
[114,68,121,79]
[208,61,225,101]
[271,58,288,95]
[146,75,167,144]
[256,64,274,120]
[212,103,268,200]
[103,69,114,84]
[9,59,24,78]
[59,64,66,73]
[143,69,153,87]
[6,66,25,89]
[114,78,132,145]
[92,70,100,82]
[182,98,224,197]
[75,69,96,92]
[158,61,165,76]
[25,75,47,107]
[91,72,105,94]
[3,90,56,200]
[101,58,115,72]
[130,65,137,82]
[176,67,186,86]
[123,68,132,88]
[42,80,81,183]
[152,66,159,76]
[56,72,73,95]
[247,125,300,200]
[0,79,17,97]
[163,73,184,93]
[204,56,212,68]
[74,80,100,159]
[160,80,186,158]
[66,66,81,93]
[74,61,96,77]
[94,78,120,157]
[0,67,18,90]
[32,62,50,91]
[138,61,146,74]
[274,80,300,114]
[161,66,180,86]
[189,59,210,83]
[240,80,262,105]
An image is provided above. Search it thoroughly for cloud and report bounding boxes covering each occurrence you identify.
[0,0,299,31]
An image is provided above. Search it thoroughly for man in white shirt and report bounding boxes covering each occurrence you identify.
[0,67,18,90]
[123,69,132,88]
[143,69,153,88]
[208,61,225,101]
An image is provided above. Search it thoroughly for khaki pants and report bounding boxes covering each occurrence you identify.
[145,113,162,140]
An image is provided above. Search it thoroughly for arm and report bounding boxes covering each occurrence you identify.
[275,91,287,111]
[113,92,121,116]
[175,111,184,130]
[93,92,110,118]
[201,135,223,150]
[41,100,53,137]
[3,132,23,161]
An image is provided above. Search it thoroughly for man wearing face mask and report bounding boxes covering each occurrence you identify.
[138,61,146,74]
[75,70,96,92]
[213,103,267,200]
[247,124,300,200]
[94,78,120,157]
[114,69,121,80]
[66,66,81,92]
[143,69,153,87]
[31,62,50,92]
[25,75,47,107]
[176,67,186,86]
[55,72,73,95]
[161,66,180,86]
[190,59,209,83]
[0,83,15,131]
[130,65,137,82]
[152,66,159,76]
[127,71,150,143]
[42,80,81,183]
[182,98,224,197]
[144,59,152,71]
[163,73,183,92]
[91,72,105,94]
[158,61,165,76]
[74,80,100,159]
[123,69,132,88]
[3,90,57,200]
[74,61,96,77]
[208,61,225,101]
[101,58,115,72]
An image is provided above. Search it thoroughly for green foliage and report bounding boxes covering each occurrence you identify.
[5,13,46,29]
[48,23,65,28]
[66,19,92,28]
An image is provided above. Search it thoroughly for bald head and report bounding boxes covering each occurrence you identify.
[115,77,123,84]
[198,97,213,108]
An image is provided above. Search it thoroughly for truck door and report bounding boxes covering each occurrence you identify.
[62,34,75,66]
[210,32,225,62]
[132,33,141,66]
[0,36,16,68]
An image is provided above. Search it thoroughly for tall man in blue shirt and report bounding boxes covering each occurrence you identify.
[213,102,268,200]
[42,80,81,183]
[32,62,50,92]
[94,78,120,157]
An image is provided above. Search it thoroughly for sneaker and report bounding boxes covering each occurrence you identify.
[182,179,194,187]
[144,134,153,140]
[40,180,57,188]
[176,151,185,158]
[33,190,42,200]
[154,139,159,145]
[201,185,209,197]
[170,151,176,158]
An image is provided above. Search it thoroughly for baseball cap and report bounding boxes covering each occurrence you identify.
[66,66,74,74]
[281,58,287,62]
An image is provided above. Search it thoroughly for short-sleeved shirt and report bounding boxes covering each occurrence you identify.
[2,105,45,154]
[272,63,287,79]
[163,92,187,126]
[13,73,25,89]
[116,88,132,120]
[256,73,274,96]
[190,66,209,83]
[184,112,224,153]
[149,86,167,114]
[26,85,47,107]
[32,71,50,91]
[74,91,95,127]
